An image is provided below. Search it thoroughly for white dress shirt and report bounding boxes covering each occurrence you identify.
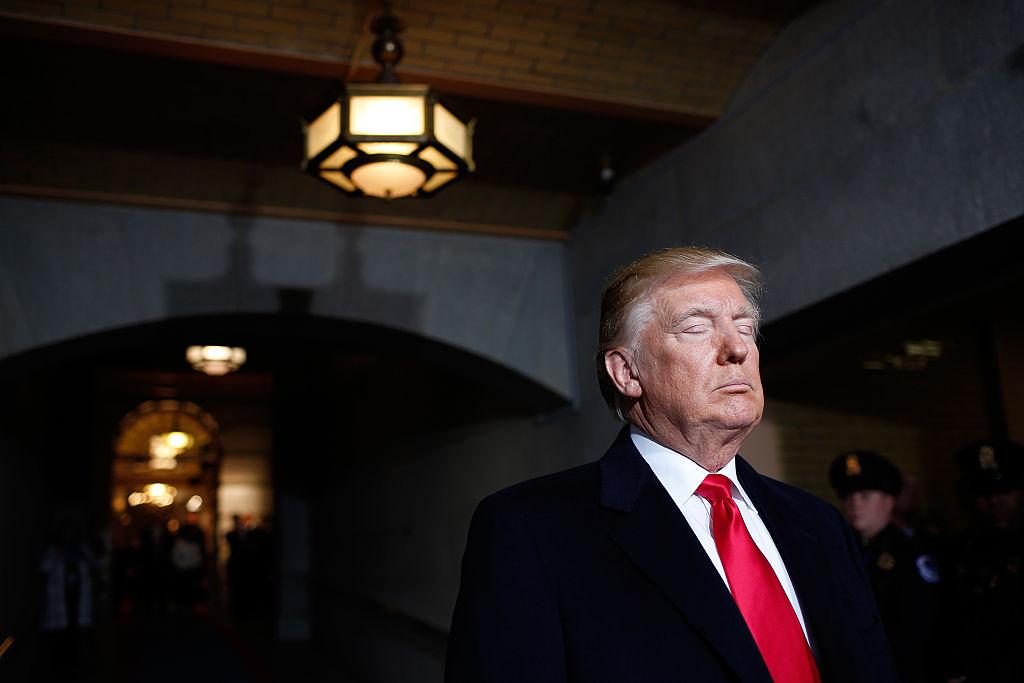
[630,426,811,644]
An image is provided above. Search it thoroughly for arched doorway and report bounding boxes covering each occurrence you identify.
[110,399,226,616]
[0,312,569,680]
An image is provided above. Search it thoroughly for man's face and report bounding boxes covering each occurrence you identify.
[635,269,764,438]
[843,490,894,540]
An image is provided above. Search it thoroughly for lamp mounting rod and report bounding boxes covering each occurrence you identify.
[370,1,405,84]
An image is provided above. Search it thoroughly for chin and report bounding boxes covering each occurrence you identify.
[717,406,762,431]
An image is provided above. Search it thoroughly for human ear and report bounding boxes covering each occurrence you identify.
[605,349,642,398]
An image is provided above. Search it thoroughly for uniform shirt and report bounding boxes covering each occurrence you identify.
[631,426,811,644]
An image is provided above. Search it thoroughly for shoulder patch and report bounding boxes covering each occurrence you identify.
[915,555,941,584]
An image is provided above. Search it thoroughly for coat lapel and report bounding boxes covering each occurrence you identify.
[601,430,773,683]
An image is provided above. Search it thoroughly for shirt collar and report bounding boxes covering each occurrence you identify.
[629,425,755,511]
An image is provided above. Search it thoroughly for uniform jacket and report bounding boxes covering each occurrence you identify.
[446,428,899,682]
[861,524,938,682]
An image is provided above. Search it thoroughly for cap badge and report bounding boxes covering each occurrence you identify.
[979,445,998,470]
[878,553,895,571]
[845,454,862,476]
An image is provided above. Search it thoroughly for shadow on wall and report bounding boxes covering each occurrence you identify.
[165,181,423,332]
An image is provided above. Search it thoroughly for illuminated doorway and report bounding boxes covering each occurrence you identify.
[110,400,220,614]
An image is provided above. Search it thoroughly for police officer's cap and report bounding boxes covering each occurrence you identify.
[828,450,903,498]
[955,439,1024,495]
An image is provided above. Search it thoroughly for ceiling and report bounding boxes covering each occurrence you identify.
[0,1,822,236]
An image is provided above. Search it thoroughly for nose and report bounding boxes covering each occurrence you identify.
[716,327,749,365]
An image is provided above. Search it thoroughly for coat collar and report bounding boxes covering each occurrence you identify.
[599,426,773,683]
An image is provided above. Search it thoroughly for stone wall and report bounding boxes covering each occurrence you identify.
[0,196,575,401]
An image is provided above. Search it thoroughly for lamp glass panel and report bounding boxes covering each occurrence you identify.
[349,96,425,136]
[421,171,456,193]
[306,103,341,159]
[200,362,231,376]
[321,146,358,169]
[433,104,467,160]
[358,142,419,155]
[418,145,456,171]
[320,170,356,192]
[350,160,426,198]
[202,346,233,361]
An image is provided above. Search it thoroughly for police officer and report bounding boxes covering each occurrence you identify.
[943,440,1024,683]
[829,450,939,683]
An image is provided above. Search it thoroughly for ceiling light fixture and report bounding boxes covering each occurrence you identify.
[186,345,246,376]
[147,430,194,470]
[302,2,475,199]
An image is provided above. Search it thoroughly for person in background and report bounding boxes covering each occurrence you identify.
[829,450,939,683]
[943,440,1024,683]
[37,516,99,680]
[170,512,207,613]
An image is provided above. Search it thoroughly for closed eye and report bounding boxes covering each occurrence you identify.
[734,317,755,336]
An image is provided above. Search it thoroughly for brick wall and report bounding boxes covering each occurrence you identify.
[2,0,781,115]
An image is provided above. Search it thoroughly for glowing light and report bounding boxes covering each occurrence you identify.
[186,495,203,512]
[129,483,178,507]
[350,160,426,198]
[149,457,178,470]
[904,339,943,358]
[167,519,180,533]
[306,85,474,198]
[165,431,192,450]
[186,345,246,376]
[148,431,193,468]
[349,96,425,135]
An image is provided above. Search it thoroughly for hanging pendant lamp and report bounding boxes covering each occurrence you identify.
[302,4,475,199]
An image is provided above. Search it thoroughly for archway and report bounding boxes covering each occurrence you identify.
[0,311,570,680]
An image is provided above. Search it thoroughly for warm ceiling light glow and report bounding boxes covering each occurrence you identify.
[349,95,425,135]
[861,339,944,372]
[164,431,193,450]
[186,345,246,376]
[350,159,427,198]
[149,431,194,459]
[903,339,943,358]
[129,483,179,507]
[302,7,474,199]
[149,457,178,470]
[186,495,203,512]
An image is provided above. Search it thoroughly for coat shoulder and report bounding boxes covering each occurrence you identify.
[481,461,600,517]
[748,468,846,532]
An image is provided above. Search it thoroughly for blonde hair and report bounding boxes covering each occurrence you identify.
[595,246,763,420]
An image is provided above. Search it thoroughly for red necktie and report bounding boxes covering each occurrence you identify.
[697,473,821,683]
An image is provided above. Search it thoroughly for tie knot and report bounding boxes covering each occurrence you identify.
[697,473,734,501]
